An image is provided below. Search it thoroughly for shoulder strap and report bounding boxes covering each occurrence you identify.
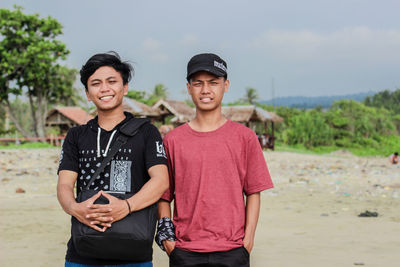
[119,118,150,137]
[84,117,150,191]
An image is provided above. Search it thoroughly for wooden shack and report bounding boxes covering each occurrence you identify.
[46,107,94,135]
[222,105,283,149]
[152,99,195,125]
[122,97,161,121]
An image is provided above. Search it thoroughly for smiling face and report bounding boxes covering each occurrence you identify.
[86,66,128,112]
[187,71,229,113]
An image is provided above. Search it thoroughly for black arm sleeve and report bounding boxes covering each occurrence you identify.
[143,123,168,170]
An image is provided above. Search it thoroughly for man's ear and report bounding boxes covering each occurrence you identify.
[224,79,230,93]
[123,83,129,95]
[85,89,92,101]
[186,82,191,95]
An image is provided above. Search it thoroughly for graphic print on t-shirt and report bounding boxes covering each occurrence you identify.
[110,160,132,192]
[155,141,167,159]
[75,149,133,192]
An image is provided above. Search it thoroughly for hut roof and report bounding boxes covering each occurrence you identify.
[122,97,160,117]
[46,107,93,126]
[90,97,162,117]
[153,99,195,122]
[222,105,283,123]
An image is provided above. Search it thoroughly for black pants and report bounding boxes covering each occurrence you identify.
[169,246,250,267]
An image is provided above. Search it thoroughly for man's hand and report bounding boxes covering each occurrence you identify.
[163,240,176,256]
[243,236,253,254]
[243,192,261,255]
[71,191,112,232]
[86,191,130,226]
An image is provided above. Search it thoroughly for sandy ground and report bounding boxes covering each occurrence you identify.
[1,148,400,267]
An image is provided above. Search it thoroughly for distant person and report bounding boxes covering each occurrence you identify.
[389,152,399,164]
[156,53,274,267]
[159,124,174,139]
[57,52,169,266]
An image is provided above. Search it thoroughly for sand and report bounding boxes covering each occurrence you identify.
[1,148,400,267]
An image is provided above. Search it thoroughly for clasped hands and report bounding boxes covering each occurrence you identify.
[72,191,130,232]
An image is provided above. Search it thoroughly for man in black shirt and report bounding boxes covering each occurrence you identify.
[57,52,169,266]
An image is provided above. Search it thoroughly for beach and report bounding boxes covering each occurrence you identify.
[1,148,400,267]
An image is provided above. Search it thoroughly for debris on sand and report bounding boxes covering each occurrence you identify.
[358,210,378,217]
[15,187,25,193]
[2,178,11,183]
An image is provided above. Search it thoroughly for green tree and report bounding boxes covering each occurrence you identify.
[242,87,259,105]
[283,110,332,148]
[0,6,76,137]
[364,89,400,114]
[126,90,147,103]
[327,100,395,147]
[147,83,168,105]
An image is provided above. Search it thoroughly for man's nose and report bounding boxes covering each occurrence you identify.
[99,82,110,92]
[200,83,211,93]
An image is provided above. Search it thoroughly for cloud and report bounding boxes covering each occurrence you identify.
[181,34,199,46]
[249,27,400,64]
[141,38,168,63]
[142,38,162,51]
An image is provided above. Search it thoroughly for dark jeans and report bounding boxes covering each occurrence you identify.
[65,261,152,267]
[169,246,250,267]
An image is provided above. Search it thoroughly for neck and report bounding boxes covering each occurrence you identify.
[97,107,126,131]
[189,107,227,132]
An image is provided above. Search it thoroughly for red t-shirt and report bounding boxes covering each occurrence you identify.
[162,120,273,252]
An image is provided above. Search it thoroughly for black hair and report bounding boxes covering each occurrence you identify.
[395,152,399,156]
[80,51,133,90]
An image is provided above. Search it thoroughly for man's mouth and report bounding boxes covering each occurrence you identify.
[99,95,114,101]
[200,97,213,103]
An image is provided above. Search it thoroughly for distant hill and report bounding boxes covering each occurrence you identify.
[260,91,376,109]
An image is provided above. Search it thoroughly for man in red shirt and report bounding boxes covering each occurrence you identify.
[156,53,273,267]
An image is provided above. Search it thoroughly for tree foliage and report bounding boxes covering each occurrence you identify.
[258,94,398,152]
[0,6,78,137]
[283,110,332,148]
[242,87,259,105]
[126,83,168,106]
[364,89,400,114]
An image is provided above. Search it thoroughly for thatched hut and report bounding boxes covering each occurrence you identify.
[90,97,162,122]
[46,107,94,135]
[122,97,161,121]
[222,105,283,149]
[222,105,282,124]
[152,99,195,125]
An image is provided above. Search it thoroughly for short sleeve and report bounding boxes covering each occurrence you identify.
[160,137,174,202]
[243,132,274,195]
[144,124,168,170]
[58,128,79,174]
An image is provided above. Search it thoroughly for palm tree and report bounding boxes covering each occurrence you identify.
[152,83,168,99]
[243,87,259,105]
[147,83,168,105]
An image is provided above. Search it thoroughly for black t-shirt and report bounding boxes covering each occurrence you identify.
[58,112,167,265]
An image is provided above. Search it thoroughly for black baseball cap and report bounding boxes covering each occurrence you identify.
[186,53,227,81]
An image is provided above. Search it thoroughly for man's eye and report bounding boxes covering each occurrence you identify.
[91,83,100,86]
[109,80,116,84]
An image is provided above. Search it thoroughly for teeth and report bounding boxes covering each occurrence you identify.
[100,96,113,100]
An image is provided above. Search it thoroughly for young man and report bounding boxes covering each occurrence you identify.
[57,52,169,266]
[156,53,274,267]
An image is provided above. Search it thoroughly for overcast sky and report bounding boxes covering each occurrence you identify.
[2,0,400,103]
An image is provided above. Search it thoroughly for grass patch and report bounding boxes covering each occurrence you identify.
[273,135,400,157]
[0,142,56,149]
[274,143,339,155]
